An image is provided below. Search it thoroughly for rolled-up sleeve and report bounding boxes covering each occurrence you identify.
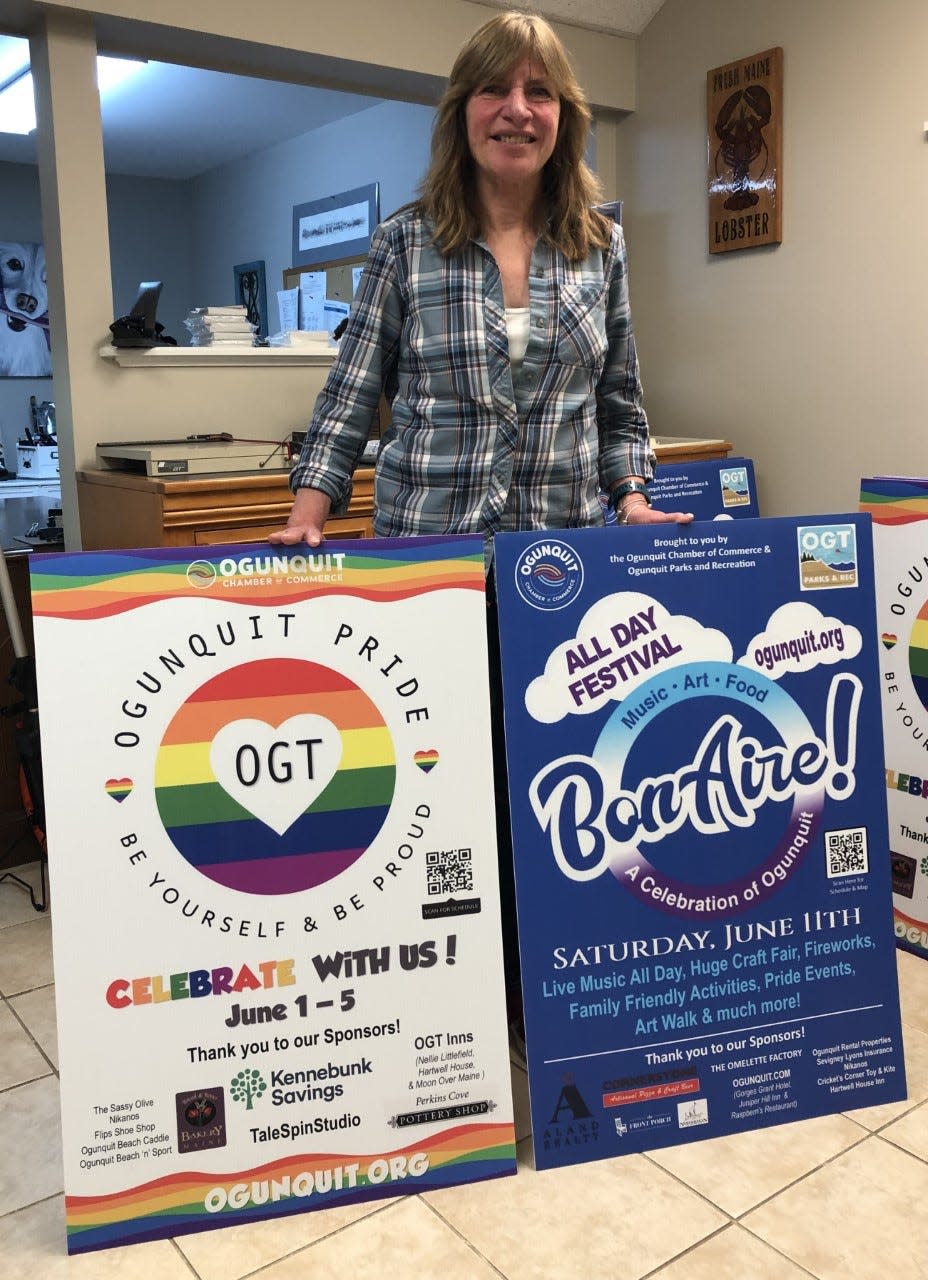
[595,225,654,490]
[289,223,403,511]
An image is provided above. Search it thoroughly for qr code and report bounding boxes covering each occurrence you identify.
[825,827,868,878]
[425,848,473,896]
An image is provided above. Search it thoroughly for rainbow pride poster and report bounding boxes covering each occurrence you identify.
[861,476,928,959]
[494,516,905,1169]
[30,539,515,1252]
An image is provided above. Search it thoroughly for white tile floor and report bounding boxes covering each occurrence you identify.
[2,857,927,1279]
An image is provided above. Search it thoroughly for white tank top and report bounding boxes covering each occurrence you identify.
[505,307,530,372]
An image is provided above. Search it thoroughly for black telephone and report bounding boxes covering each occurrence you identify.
[109,281,177,348]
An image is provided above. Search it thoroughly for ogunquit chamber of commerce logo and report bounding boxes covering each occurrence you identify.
[514,539,585,611]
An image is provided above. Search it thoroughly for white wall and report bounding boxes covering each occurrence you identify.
[107,173,195,343]
[617,0,928,519]
[191,98,435,316]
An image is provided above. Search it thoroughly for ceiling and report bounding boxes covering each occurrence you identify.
[475,0,667,38]
[0,44,387,180]
[0,0,667,181]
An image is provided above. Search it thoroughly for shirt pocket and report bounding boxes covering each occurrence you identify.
[556,282,607,372]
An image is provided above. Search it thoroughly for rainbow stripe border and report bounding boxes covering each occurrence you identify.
[31,537,486,621]
[860,477,928,526]
[65,1123,516,1253]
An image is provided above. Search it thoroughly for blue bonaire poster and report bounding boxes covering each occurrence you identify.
[649,457,759,521]
[599,459,758,525]
[30,538,515,1252]
[494,516,906,1170]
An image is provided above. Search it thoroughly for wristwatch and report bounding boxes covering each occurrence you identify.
[608,479,651,512]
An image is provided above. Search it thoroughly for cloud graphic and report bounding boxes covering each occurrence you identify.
[738,601,862,679]
[525,590,732,723]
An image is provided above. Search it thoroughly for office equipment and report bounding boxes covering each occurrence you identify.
[95,436,290,477]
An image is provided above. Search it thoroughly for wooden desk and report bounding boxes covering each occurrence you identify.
[77,439,732,551]
[77,468,375,550]
[652,437,732,464]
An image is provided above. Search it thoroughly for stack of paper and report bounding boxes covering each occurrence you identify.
[183,306,256,347]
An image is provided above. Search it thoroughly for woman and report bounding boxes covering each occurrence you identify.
[270,9,692,547]
[271,11,691,1040]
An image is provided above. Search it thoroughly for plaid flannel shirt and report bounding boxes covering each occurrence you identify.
[290,208,653,538]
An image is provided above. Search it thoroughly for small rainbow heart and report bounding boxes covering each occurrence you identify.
[414,750,439,774]
[882,633,898,650]
[105,777,133,803]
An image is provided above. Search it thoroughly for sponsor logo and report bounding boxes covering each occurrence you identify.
[891,851,916,899]
[798,524,857,591]
[720,465,750,508]
[175,1087,226,1153]
[216,551,346,579]
[230,1068,268,1110]
[541,1075,600,1152]
[677,1097,709,1128]
[186,560,217,589]
[514,540,584,611]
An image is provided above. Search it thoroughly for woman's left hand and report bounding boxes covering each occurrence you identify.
[621,501,693,526]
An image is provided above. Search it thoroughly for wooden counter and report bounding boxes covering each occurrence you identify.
[77,467,375,549]
[77,438,732,551]
[651,436,733,464]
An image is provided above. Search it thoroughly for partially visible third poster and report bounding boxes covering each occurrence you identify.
[862,476,928,959]
[599,459,758,525]
[32,537,515,1252]
[495,515,905,1169]
[649,456,759,521]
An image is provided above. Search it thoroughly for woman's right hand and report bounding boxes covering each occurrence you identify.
[267,487,332,547]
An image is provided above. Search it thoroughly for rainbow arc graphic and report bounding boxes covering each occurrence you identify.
[155,659,395,894]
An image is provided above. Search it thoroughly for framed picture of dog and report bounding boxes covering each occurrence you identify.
[0,241,52,377]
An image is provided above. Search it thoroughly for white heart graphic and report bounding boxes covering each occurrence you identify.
[210,715,343,836]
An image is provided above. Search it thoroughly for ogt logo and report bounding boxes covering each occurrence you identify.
[721,465,747,509]
[720,465,750,508]
[798,525,855,557]
[797,523,858,591]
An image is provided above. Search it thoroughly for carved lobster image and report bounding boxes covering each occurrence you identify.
[714,85,771,211]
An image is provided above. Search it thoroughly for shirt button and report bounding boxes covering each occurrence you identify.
[535,317,546,328]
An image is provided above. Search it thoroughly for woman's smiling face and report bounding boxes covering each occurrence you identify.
[465,58,560,193]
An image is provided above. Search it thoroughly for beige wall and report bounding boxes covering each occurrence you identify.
[36,0,636,112]
[616,0,928,519]
[13,0,636,546]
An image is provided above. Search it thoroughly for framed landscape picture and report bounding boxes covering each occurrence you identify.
[291,183,379,269]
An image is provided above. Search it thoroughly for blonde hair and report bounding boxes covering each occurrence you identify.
[417,11,610,261]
